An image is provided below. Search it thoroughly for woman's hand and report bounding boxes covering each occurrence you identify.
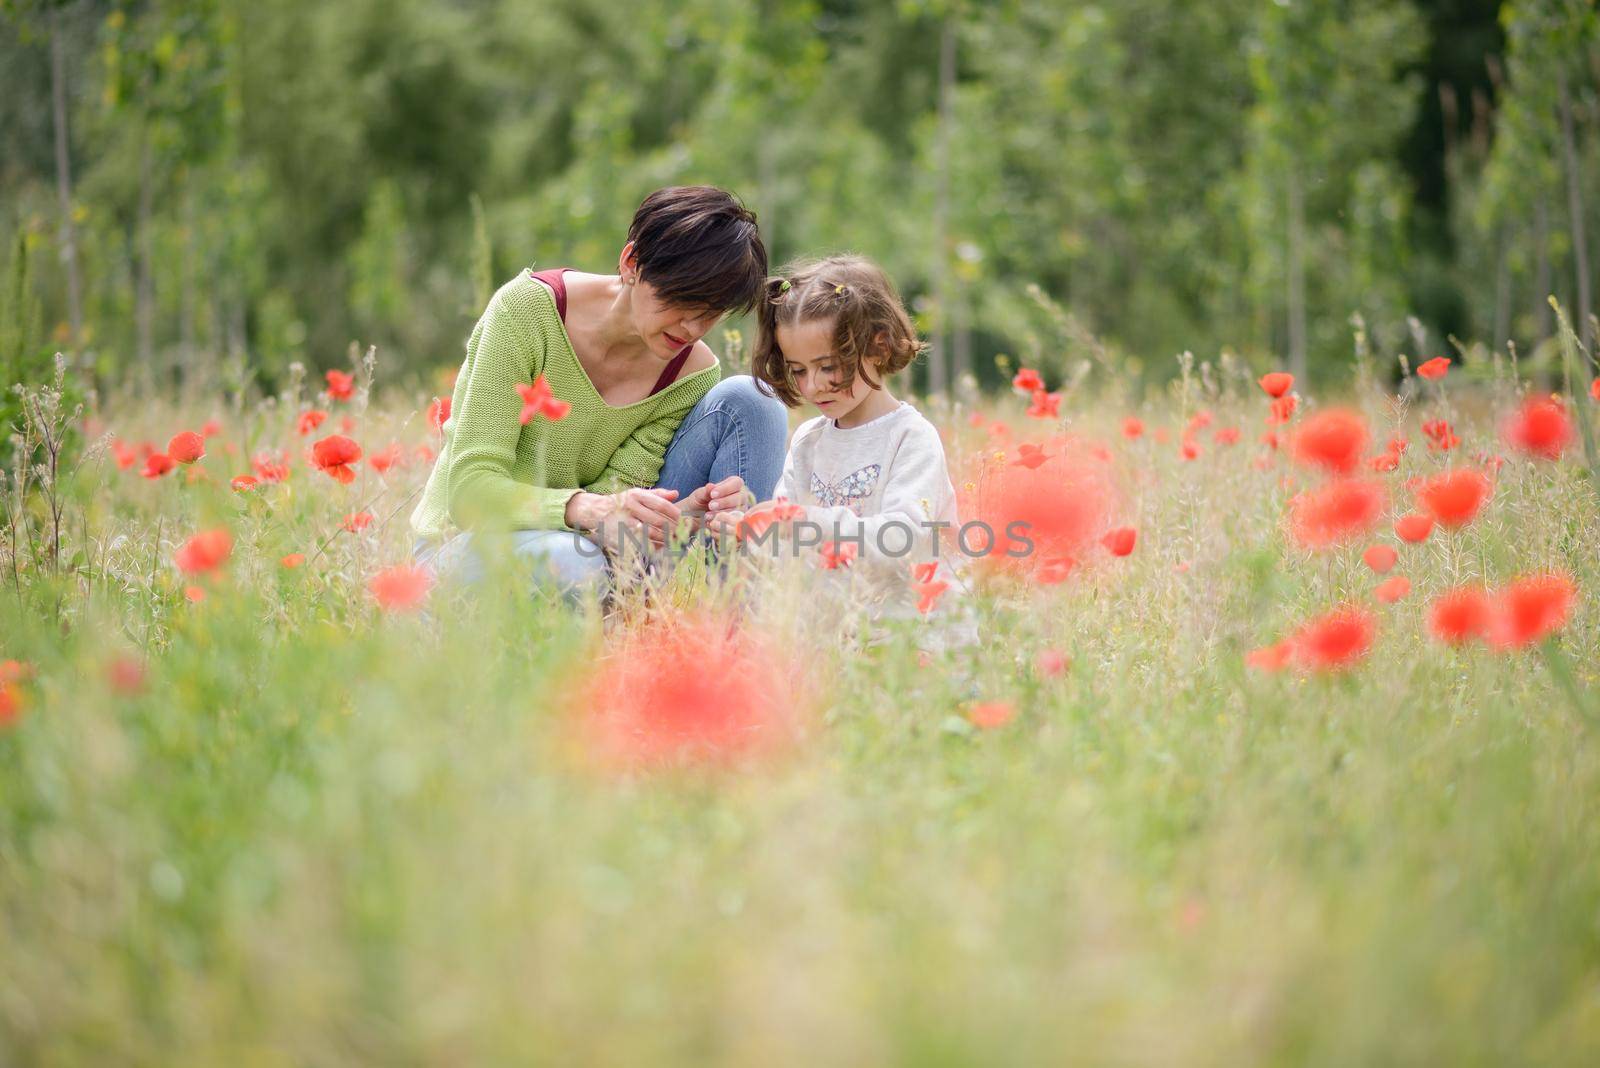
[566,488,684,549]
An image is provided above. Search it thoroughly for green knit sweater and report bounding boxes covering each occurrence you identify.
[410,270,720,540]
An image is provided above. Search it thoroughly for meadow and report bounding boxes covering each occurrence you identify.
[3,324,1600,1065]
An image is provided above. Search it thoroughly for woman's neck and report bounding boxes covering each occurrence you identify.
[579,274,652,364]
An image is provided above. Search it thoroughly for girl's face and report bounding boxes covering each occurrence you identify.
[777,317,878,424]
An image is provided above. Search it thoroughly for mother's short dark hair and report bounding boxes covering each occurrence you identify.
[627,186,767,315]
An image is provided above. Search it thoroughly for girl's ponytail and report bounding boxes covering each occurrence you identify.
[751,276,800,406]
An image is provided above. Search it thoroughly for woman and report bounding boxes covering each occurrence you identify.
[411,185,788,600]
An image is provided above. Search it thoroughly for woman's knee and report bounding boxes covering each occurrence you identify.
[707,375,789,440]
[509,530,610,592]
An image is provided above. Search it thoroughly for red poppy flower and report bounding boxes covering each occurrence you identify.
[1188,409,1214,432]
[106,655,146,696]
[1034,649,1069,677]
[1180,440,1199,461]
[1214,426,1241,446]
[1489,572,1577,649]
[578,612,802,770]
[988,421,1013,441]
[911,561,939,584]
[174,528,233,575]
[280,553,305,569]
[141,453,176,480]
[967,701,1016,729]
[1395,512,1434,543]
[1591,379,1600,402]
[0,681,23,728]
[1502,395,1575,461]
[1416,469,1490,529]
[1259,372,1294,398]
[1034,556,1076,584]
[1289,408,1369,476]
[1026,390,1061,420]
[297,410,328,436]
[1011,367,1044,393]
[1374,575,1411,603]
[369,565,432,611]
[368,442,405,474]
[517,375,571,423]
[167,431,205,465]
[325,369,355,402]
[201,419,223,438]
[1422,419,1460,452]
[1267,396,1299,425]
[252,452,290,483]
[1416,357,1450,380]
[111,438,138,470]
[1362,544,1398,574]
[1246,640,1293,673]
[1288,478,1387,549]
[1428,586,1492,645]
[339,416,357,434]
[819,541,857,570]
[1101,527,1137,557]
[230,475,259,492]
[1122,417,1145,439]
[426,396,451,433]
[914,577,950,613]
[1290,605,1376,672]
[342,511,374,533]
[185,584,207,602]
[963,438,1118,573]
[311,435,363,484]
[1013,443,1050,469]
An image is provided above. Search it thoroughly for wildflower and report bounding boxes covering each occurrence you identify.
[339,416,357,434]
[819,541,857,570]
[369,565,432,611]
[517,375,571,423]
[1267,396,1299,425]
[1395,512,1435,543]
[1291,605,1376,672]
[297,410,328,436]
[368,442,405,474]
[1188,409,1214,432]
[184,585,206,603]
[174,528,232,575]
[141,453,176,479]
[1362,544,1398,574]
[0,680,24,728]
[252,452,290,483]
[1180,440,1199,461]
[1035,649,1069,677]
[967,701,1016,729]
[1259,372,1294,398]
[1488,573,1577,649]
[230,475,259,492]
[342,511,374,533]
[1591,379,1600,402]
[280,553,305,569]
[1214,426,1241,446]
[325,369,355,402]
[1289,409,1369,476]
[200,419,223,438]
[1502,395,1575,461]
[426,396,451,433]
[1122,417,1145,439]
[1013,443,1050,469]
[1026,390,1061,420]
[106,656,146,696]
[1246,640,1293,673]
[1288,478,1386,549]
[1034,556,1076,584]
[112,438,138,470]
[1374,575,1411,603]
[1011,367,1044,393]
[914,577,950,613]
[1101,527,1137,557]
[1422,419,1460,452]
[311,435,363,484]
[167,431,205,465]
[1416,469,1490,529]
[1416,357,1450,380]
[1428,586,1492,645]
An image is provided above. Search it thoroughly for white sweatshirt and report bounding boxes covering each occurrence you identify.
[771,401,977,651]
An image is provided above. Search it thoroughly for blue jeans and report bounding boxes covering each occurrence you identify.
[414,375,788,605]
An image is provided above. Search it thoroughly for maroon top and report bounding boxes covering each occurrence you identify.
[527,268,694,397]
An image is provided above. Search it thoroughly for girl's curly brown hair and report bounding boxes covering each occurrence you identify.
[751,255,926,408]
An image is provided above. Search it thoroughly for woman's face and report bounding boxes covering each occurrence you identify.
[629,280,723,361]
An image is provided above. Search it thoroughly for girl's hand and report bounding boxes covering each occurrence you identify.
[682,475,748,515]
[704,509,745,540]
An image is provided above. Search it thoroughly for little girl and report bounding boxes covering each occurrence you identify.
[712,255,974,651]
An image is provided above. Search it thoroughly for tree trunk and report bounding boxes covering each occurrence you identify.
[1286,167,1308,383]
[1558,74,1594,355]
[136,131,156,379]
[1534,198,1553,341]
[49,7,83,350]
[928,15,956,400]
[1492,225,1511,353]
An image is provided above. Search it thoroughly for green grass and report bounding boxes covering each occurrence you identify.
[2,355,1600,1065]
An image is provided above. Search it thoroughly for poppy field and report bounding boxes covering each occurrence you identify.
[4,331,1600,1064]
